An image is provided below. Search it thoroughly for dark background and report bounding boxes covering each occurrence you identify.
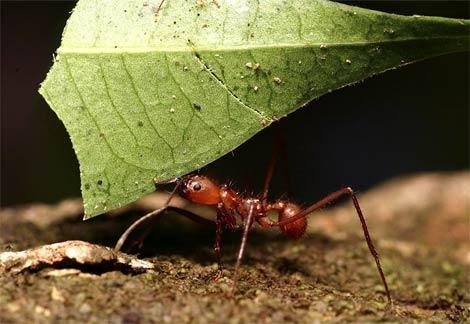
[1,1,468,208]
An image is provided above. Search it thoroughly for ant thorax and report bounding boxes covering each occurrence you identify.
[219,185,239,210]
[235,198,265,220]
[219,186,264,220]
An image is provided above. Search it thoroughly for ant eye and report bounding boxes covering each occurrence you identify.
[192,182,202,191]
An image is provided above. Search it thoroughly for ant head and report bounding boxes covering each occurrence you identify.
[179,175,221,205]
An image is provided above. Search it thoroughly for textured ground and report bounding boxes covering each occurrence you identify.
[1,171,469,323]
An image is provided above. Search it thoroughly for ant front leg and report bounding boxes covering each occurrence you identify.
[274,187,392,304]
[211,204,226,281]
[114,181,182,252]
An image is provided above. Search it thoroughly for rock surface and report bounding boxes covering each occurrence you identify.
[1,171,468,323]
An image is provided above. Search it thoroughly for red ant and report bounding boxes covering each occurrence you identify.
[115,146,392,303]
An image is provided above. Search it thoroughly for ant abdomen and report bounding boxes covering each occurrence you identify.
[278,203,308,239]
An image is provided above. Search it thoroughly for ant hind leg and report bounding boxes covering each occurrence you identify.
[273,187,392,304]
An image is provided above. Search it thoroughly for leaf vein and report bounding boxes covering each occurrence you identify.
[163,53,222,142]
[98,61,143,147]
[58,36,470,54]
[63,58,155,172]
[120,55,176,163]
[193,51,270,122]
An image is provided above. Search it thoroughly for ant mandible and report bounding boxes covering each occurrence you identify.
[115,144,392,304]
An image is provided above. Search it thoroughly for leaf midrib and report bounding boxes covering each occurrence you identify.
[58,35,468,54]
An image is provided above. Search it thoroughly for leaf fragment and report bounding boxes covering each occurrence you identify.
[39,0,469,217]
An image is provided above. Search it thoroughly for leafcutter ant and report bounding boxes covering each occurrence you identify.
[115,143,392,304]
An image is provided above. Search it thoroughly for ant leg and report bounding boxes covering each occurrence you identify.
[161,206,225,281]
[262,128,291,206]
[114,181,182,252]
[273,187,392,304]
[214,207,224,261]
[167,206,215,227]
[277,129,291,196]
[116,205,216,252]
[228,202,255,298]
[261,137,282,206]
[210,206,225,281]
[123,206,215,253]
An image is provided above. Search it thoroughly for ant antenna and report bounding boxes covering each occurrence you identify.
[114,180,182,252]
[157,177,180,184]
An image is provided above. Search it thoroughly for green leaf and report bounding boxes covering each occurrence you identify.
[39,0,469,218]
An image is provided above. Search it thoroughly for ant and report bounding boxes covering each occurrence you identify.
[115,144,392,304]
